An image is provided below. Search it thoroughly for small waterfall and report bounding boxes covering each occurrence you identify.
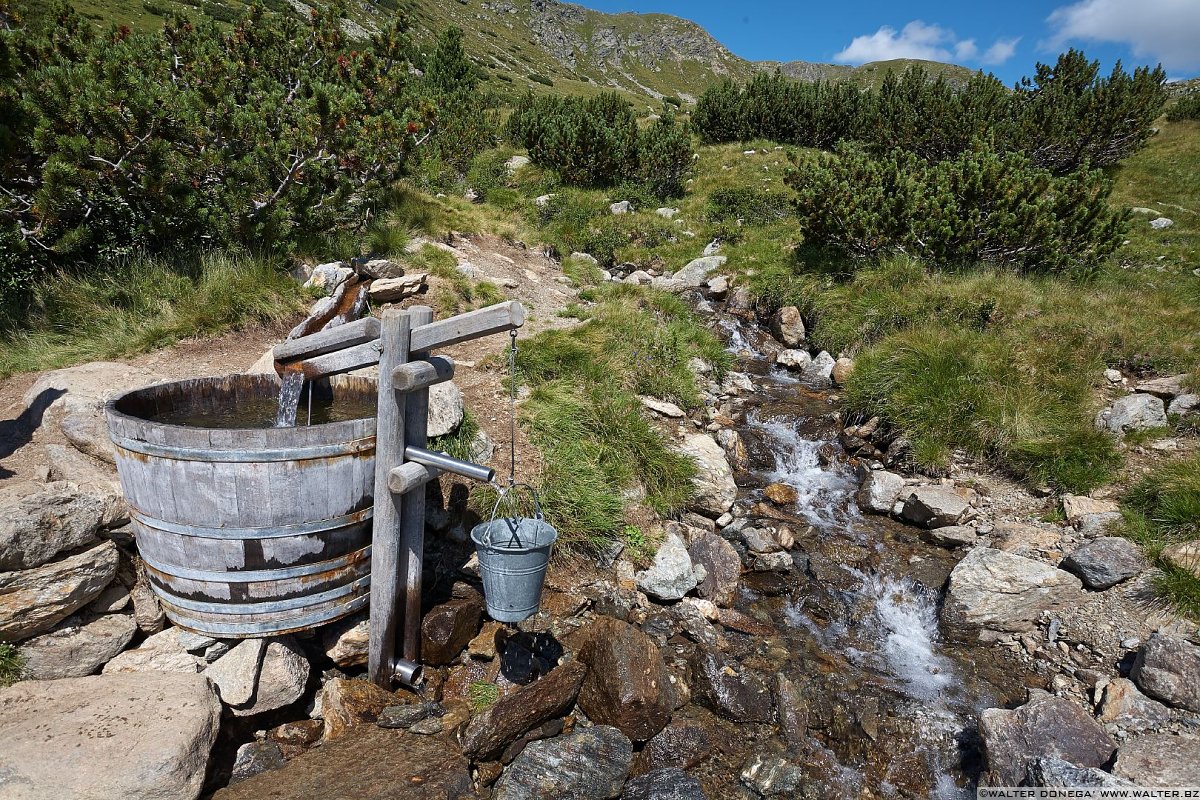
[274,370,305,428]
[857,572,955,702]
[716,317,760,358]
[749,411,859,528]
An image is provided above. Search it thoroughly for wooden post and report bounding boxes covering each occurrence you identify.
[399,306,433,663]
[367,308,411,687]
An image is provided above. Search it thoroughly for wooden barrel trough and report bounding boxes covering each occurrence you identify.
[105,374,377,638]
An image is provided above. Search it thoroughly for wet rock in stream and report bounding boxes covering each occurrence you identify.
[688,649,774,723]
[492,725,633,800]
[577,617,674,741]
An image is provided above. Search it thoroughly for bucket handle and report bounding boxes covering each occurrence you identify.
[488,483,544,548]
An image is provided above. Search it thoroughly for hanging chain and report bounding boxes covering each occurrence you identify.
[507,329,518,489]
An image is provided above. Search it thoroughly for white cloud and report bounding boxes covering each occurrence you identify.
[981,38,1020,65]
[1047,0,1200,71]
[834,21,1019,67]
[954,39,979,61]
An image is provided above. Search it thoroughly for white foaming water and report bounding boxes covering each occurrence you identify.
[858,572,956,702]
[749,411,859,528]
[716,317,760,358]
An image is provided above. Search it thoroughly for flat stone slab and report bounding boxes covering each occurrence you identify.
[0,671,221,800]
[213,725,475,800]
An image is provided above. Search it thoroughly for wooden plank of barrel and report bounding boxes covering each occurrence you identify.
[105,374,377,638]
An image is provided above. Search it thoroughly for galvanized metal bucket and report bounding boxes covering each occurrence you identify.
[470,484,557,623]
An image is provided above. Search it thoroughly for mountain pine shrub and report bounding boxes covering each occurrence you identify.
[506,94,691,197]
[1010,50,1166,173]
[787,142,1127,274]
[694,51,1165,173]
[636,106,693,198]
[0,0,423,299]
[1167,91,1200,122]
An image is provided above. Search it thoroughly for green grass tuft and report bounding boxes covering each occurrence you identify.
[1118,453,1200,620]
[0,644,25,688]
[0,252,305,378]
[468,681,500,711]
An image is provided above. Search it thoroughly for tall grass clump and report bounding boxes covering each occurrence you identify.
[0,252,304,377]
[512,285,729,551]
[842,323,1121,490]
[1120,454,1200,620]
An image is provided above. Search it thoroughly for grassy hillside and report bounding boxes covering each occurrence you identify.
[72,0,978,104]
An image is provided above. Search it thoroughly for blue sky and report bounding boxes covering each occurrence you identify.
[575,0,1200,83]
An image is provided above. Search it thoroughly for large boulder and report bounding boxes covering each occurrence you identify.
[1169,394,1199,416]
[0,540,119,641]
[494,726,633,800]
[0,481,106,571]
[770,307,805,347]
[800,351,836,389]
[676,434,737,517]
[21,361,165,417]
[44,447,127,527]
[459,660,587,760]
[1113,733,1200,787]
[368,274,427,303]
[0,671,221,800]
[856,471,905,515]
[60,411,117,464]
[942,547,1083,635]
[979,693,1116,786]
[427,381,465,438]
[1095,393,1167,434]
[18,613,136,679]
[1061,495,1120,523]
[1130,633,1200,712]
[635,532,706,601]
[302,262,353,296]
[577,617,673,742]
[689,649,773,722]
[1060,537,1145,589]
[900,486,973,528]
[687,533,741,607]
[672,256,727,288]
[213,725,475,800]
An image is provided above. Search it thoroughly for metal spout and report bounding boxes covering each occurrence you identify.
[391,657,424,688]
[404,446,495,483]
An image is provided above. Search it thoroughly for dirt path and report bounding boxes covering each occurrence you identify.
[0,233,578,489]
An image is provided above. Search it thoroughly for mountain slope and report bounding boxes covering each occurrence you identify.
[72,0,978,101]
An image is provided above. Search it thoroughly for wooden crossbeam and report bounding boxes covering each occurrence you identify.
[409,300,524,353]
[296,340,382,380]
[273,317,380,363]
[392,356,455,393]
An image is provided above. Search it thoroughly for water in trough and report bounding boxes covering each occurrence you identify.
[701,314,1035,798]
[145,374,375,429]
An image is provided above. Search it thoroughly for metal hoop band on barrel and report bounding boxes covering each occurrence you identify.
[129,507,373,540]
[111,435,376,463]
[139,545,372,584]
